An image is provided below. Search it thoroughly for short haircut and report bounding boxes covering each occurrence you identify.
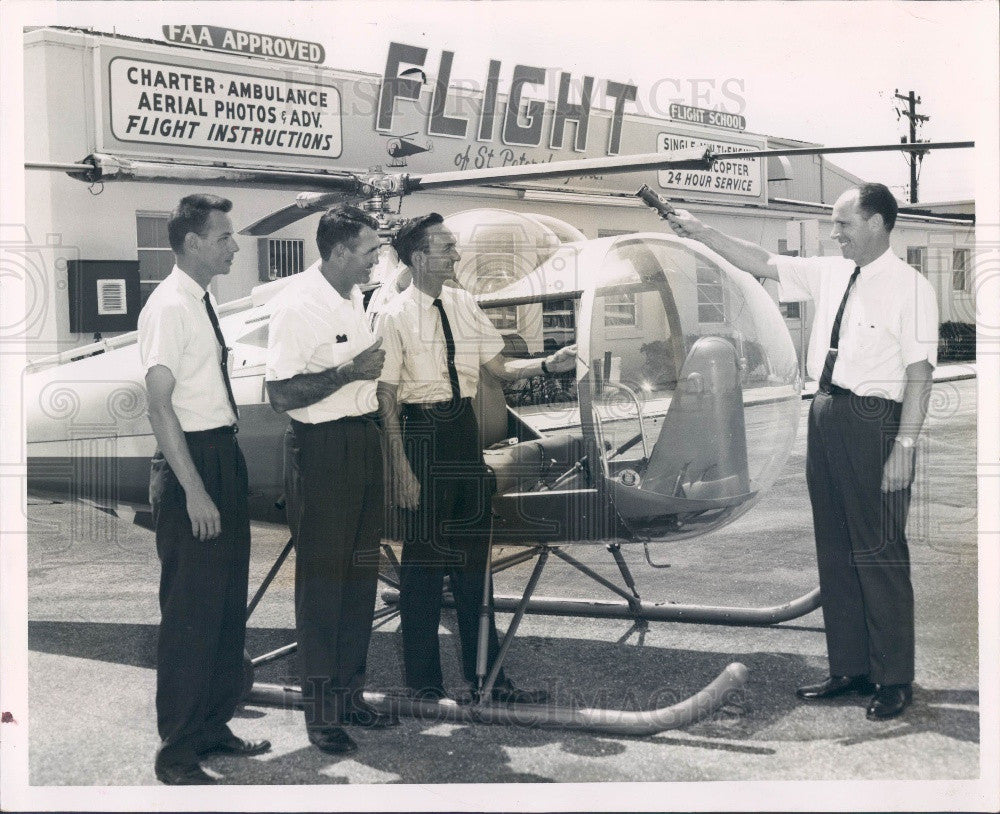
[855,182,898,232]
[316,205,379,261]
[167,194,233,253]
[391,212,444,266]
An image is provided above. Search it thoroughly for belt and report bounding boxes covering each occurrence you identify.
[184,424,238,438]
[402,398,471,412]
[818,384,853,397]
[290,413,379,430]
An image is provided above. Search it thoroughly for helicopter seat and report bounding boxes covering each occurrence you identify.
[475,333,533,449]
[639,335,751,502]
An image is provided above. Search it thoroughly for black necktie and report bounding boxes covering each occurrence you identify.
[817,266,861,393]
[203,292,240,420]
[432,298,462,404]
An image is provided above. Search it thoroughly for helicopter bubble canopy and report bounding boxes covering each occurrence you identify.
[445,209,574,296]
[573,233,801,541]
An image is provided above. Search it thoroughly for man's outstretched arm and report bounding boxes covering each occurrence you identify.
[664,209,779,281]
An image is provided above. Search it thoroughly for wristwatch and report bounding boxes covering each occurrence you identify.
[895,436,915,449]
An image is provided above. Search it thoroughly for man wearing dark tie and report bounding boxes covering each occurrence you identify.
[663,183,937,721]
[139,194,270,784]
[376,213,575,703]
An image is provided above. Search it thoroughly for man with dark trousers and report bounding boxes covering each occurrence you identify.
[139,194,270,785]
[266,205,397,756]
[663,183,937,720]
[376,213,575,703]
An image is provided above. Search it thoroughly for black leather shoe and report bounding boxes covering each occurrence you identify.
[796,674,875,700]
[490,681,549,705]
[155,762,216,785]
[308,726,358,754]
[197,735,271,757]
[866,684,912,721]
[342,700,399,729]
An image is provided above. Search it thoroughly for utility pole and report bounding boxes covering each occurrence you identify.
[894,89,930,203]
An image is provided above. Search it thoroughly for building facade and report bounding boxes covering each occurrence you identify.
[22,26,975,371]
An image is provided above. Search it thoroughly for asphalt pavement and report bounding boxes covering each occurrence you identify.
[20,373,984,805]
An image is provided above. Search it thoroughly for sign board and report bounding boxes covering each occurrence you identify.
[669,103,746,132]
[657,131,763,199]
[107,56,342,159]
[90,38,765,203]
[162,25,325,64]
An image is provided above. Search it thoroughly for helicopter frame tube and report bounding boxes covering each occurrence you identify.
[245,541,750,736]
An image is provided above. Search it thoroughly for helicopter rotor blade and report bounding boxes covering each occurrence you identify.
[26,152,374,193]
[408,141,974,193]
[711,140,974,160]
[407,146,714,191]
[239,192,360,235]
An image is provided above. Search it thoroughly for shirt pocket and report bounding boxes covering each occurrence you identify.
[851,319,893,357]
[407,345,445,386]
[314,338,356,371]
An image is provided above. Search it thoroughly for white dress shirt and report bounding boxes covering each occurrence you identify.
[265,262,378,423]
[771,248,938,401]
[378,283,505,404]
[138,266,237,431]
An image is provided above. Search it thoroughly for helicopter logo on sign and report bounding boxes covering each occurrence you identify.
[384,131,433,167]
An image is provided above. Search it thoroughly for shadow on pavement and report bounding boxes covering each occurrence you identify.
[29,619,157,669]
[29,620,979,765]
[835,688,979,747]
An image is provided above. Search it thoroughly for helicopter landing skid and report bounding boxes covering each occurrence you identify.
[379,542,823,627]
[245,662,748,736]
[245,542,747,734]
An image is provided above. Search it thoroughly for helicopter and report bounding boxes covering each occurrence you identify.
[24,139,973,735]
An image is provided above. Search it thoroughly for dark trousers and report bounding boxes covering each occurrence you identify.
[399,399,505,691]
[807,390,914,685]
[151,428,250,768]
[286,416,383,731]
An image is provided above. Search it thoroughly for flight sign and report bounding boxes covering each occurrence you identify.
[669,103,746,132]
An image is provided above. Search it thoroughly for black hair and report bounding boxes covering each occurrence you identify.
[856,182,898,232]
[167,194,233,253]
[316,205,379,261]
[391,212,445,266]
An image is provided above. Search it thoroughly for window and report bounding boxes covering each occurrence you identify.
[604,292,637,327]
[598,230,640,328]
[473,248,523,331]
[953,248,970,292]
[907,246,927,275]
[542,298,575,351]
[696,261,726,323]
[260,238,305,280]
[486,306,518,331]
[136,213,174,306]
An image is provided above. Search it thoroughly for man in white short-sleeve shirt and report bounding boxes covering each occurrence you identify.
[664,183,936,722]
[138,194,270,784]
[265,205,396,755]
[376,213,575,705]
